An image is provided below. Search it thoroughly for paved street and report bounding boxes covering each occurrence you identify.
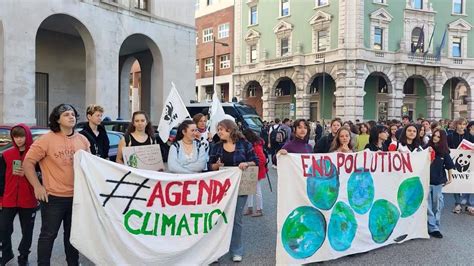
[7,166,474,265]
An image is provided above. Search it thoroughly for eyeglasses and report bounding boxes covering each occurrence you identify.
[58,104,74,114]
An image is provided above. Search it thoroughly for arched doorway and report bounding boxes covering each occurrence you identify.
[402,76,429,120]
[442,78,470,119]
[35,14,95,126]
[119,34,163,121]
[274,77,296,120]
[307,73,336,122]
[363,72,391,121]
[244,81,263,117]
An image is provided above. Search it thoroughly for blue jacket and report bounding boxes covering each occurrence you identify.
[167,140,207,173]
[208,139,258,169]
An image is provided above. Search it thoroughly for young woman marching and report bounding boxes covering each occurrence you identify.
[278,119,313,155]
[426,129,454,238]
[388,124,423,152]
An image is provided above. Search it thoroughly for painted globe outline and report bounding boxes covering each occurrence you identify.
[306,159,340,210]
[397,176,424,218]
[281,206,327,259]
[347,170,375,215]
[328,201,358,251]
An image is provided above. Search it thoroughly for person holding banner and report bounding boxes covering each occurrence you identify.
[388,124,423,152]
[427,129,454,238]
[278,119,312,155]
[167,120,207,174]
[208,119,258,262]
[464,121,474,144]
[365,125,389,151]
[23,104,90,266]
[328,127,354,153]
[447,118,474,214]
[116,111,156,165]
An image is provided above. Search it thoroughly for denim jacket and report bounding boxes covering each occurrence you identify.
[208,139,258,169]
[167,140,207,173]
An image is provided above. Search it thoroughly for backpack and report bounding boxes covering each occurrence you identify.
[275,126,287,144]
[269,125,281,144]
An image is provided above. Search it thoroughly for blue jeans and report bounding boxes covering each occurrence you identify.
[427,185,444,233]
[454,193,474,207]
[230,195,248,257]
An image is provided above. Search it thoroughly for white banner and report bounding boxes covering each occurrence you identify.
[443,149,474,193]
[71,151,241,265]
[276,150,430,264]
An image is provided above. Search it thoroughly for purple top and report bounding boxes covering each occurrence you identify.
[281,138,312,154]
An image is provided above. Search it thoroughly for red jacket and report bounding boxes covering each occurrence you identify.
[0,124,37,208]
[253,139,268,180]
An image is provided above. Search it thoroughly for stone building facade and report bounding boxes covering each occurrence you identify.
[0,0,195,125]
[233,0,474,122]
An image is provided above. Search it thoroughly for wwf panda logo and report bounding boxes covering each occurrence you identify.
[454,153,471,172]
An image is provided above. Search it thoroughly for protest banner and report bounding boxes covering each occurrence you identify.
[122,144,164,171]
[221,166,258,195]
[443,149,474,193]
[276,150,430,264]
[71,151,241,265]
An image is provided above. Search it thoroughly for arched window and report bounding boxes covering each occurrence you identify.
[411,27,424,53]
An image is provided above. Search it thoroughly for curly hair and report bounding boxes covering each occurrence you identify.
[292,119,311,141]
[48,104,79,132]
[217,119,244,143]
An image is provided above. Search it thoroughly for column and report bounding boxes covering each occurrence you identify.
[334,62,365,121]
[295,93,311,120]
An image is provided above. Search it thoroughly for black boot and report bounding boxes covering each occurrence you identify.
[18,254,29,266]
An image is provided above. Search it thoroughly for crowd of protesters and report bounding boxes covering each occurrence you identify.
[1,101,473,265]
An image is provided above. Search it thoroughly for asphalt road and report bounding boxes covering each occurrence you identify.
[6,166,474,265]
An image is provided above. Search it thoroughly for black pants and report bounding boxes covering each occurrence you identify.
[37,196,78,266]
[0,207,36,262]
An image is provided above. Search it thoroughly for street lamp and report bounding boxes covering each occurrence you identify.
[315,58,326,123]
[213,38,229,98]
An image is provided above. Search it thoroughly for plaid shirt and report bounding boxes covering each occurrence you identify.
[208,139,258,169]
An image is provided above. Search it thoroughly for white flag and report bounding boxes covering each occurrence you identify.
[208,92,234,137]
[158,82,190,142]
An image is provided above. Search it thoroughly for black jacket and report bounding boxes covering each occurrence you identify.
[314,133,335,153]
[365,142,388,152]
[80,124,110,158]
[430,152,454,185]
[447,131,465,149]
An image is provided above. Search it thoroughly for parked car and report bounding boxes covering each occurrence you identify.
[76,120,130,133]
[186,102,263,133]
[0,126,50,154]
[106,130,123,161]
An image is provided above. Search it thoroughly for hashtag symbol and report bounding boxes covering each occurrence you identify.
[100,171,150,214]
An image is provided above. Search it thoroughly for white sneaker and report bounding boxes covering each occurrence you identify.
[232,255,243,262]
[271,165,277,169]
